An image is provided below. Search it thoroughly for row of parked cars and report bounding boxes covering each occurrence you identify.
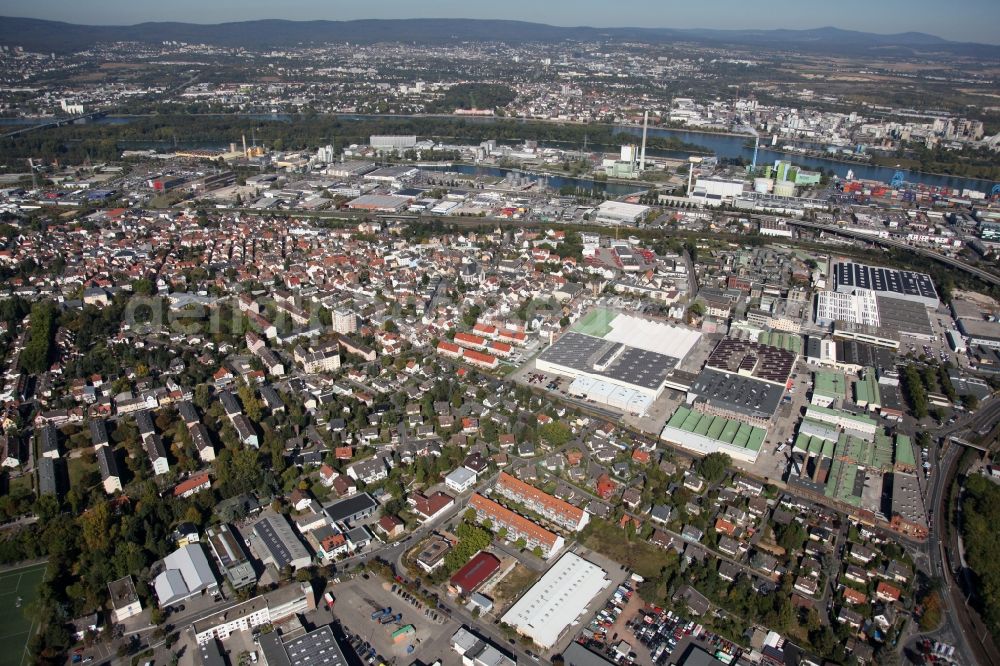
[390,582,445,623]
[346,632,386,666]
[631,608,741,665]
[576,583,633,663]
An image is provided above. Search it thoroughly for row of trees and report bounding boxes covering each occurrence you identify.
[901,363,929,419]
[2,113,712,169]
[961,474,1000,643]
[19,300,56,374]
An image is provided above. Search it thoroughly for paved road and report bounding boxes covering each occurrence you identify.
[910,398,1000,666]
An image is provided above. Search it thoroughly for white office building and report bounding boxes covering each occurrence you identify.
[814,290,880,328]
[594,201,650,226]
[445,466,478,494]
[370,135,417,150]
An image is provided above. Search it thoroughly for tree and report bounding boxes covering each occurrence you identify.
[697,452,731,484]
[920,591,943,631]
[462,305,481,328]
[237,383,263,423]
[194,384,211,410]
[131,278,155,296]
[777,521,806,554]
[961,393,980,410]
[538,421,572,447]
[902,364,929,419]
[19,300,56,373]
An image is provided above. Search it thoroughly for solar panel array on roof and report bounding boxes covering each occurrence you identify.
[253,514,309,570]
[282,626,347,666]
[834,261,938,306]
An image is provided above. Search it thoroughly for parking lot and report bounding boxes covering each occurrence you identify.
[330,575,459,665]
[573,574,747,666]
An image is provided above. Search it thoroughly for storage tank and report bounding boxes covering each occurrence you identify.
[754,178,774,193]
[774,181,796,197]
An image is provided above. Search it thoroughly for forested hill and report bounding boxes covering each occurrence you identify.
[1,16,997,57]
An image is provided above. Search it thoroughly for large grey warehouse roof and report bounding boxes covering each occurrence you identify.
[537,332,678,390]
[689,368,784,420]
[875,296,932,337]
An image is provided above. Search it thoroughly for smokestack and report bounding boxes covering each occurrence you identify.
[640,110,648,172]
[242,134,248,157]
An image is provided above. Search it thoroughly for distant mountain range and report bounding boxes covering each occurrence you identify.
[1,16,997,57]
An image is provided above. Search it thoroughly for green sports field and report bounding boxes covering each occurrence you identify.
[572,308,617,337]
[0,562,46,666]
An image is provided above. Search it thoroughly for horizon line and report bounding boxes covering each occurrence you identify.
[1,14,988,46]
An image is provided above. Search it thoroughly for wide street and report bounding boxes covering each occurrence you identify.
[902,397,1000,666]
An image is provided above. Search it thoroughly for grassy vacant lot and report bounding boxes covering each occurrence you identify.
[67,452,98,491]
[0,561,47,666]
[581,519,673,580]
[490,564,539,609]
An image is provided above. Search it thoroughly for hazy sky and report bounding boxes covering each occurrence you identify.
[3,0,1000,44]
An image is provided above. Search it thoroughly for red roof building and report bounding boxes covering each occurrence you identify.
[462,349,498,370]
[409,491,454,521]
[454,332,487,350]
[468,493,564,558]
[173,472,211,498]
[378,515,404,538]
[631,449,651,464]
[596,474,617,500]
[436,341,462,358]
[876,582,901,603]
[843,588,868,605]
[494,471,588,531]
[487,341,512,357]
[449,551,501,595]
[714,518,737,537]
[472,323,498,338]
